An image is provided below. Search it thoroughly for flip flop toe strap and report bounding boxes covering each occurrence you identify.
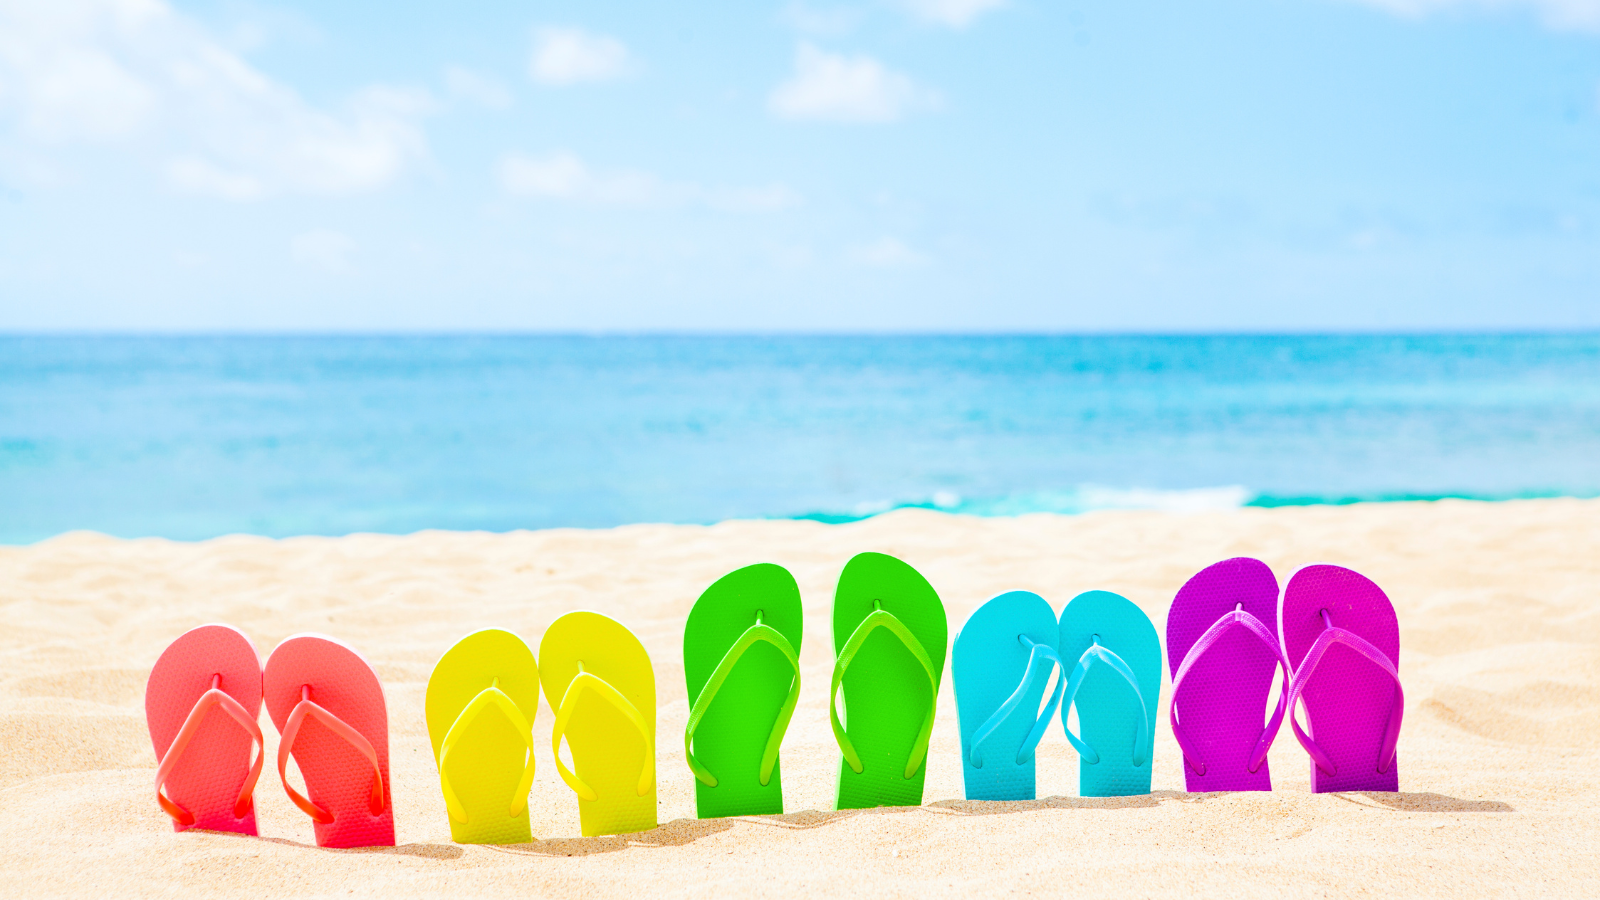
[277,685,386,825]
[1062,639,1150,767]
[1169,607,1292,777]
[684,618,801,789]
[968,635,1064,769]
[155,675,265,826]
[437,682,537,823]
[551,670,655,802]
[830,607,940,780]
[1285,613,1405,776]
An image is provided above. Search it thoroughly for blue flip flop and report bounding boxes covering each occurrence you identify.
[952,591,1065,801]
[1058,590,1162,797]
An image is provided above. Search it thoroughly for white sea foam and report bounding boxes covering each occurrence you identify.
[802,485,1254,522]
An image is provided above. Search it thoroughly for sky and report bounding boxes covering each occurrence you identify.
[1,0,1599,332]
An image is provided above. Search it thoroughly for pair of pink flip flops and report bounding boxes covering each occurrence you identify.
[145,625,394,848]
[1166,559,1404,793]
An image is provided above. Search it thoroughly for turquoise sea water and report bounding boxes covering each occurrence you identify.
[2,334,1598,544]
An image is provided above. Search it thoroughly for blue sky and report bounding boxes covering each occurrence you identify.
[1,0,1598,332]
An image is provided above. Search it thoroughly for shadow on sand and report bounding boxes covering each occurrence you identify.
[1328,791,1514,813]
[279,789,1510,859]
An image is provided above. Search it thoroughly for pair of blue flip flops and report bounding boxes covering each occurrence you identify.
[953,590,1161,800]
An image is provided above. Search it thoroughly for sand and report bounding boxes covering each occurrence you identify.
[1,498,1597,898]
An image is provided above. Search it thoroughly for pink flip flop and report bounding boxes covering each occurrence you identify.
[1166,558,1293,792]
[264,634,394,848]
[145,624,265,835]
[1280,564,1403,793]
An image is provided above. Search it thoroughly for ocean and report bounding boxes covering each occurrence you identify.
[1,334,1597,544]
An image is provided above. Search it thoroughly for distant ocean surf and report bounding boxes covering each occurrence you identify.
[2,334,1597,544]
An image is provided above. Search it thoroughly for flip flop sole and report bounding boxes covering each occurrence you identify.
[1166,558,1281,792]
[265,634,394,848]
[425,629,541,844]
[683,563,804,819]
[1282,564,1402,793]
[953,590,1059,801]
[539,611,657,837]
[1060,590,1161,797]
[833,552,947,811]
[145,624,262,835]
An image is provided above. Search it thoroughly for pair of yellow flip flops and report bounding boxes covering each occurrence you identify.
[424,611,655,841]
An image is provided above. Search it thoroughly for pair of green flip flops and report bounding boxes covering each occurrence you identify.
[683,552,948,817]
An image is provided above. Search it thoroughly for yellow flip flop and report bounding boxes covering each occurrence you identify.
[425,629,541,844]
[538,611,657,837]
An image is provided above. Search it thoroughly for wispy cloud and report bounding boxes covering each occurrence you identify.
[1342,0,1600,32]
[444,66,513,109]
[290,229,356,272]
[530,27,632,85]
[769,43,937,123]
[0,0,433,199]
[780,2,862,35]
[497,151,802,212]
[850,236,929,267]
[895,0,1008,29]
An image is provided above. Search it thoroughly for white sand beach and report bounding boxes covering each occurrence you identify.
[2,498,1596,898]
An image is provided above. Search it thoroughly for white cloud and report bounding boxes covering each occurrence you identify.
[896,0,1007,29]
[530,27,632,85]
[850,236,929,267]
[0,0,432,198]
[704,183,805,213]
[769,43,937,123]
[780,2,862,35]
[444,66,512,109]
[166,156,263,201]
[1344,0,1600,31]
[497,151,802,213]
[290,229,355,271]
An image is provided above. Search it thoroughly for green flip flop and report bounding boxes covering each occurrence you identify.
[830,552,947,810]
[683,563,804,818]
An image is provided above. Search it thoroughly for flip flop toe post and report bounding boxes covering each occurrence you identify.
[264,634,395,848]
[145,624,265,835]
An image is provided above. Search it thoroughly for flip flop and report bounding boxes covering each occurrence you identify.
[145,624,265,835]
[1166,558,1292,792]
[264,634,394,848]
[830,551,947,810]
[425,629,541,843]
[952,591,1064,801]
[683,563,803,819]
[1058,590,1161,797]
[1280,564,1404,793]
[539,611,657,836]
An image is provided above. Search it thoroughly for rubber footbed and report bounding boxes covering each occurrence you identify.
[833,552,947,811]
[539,611,657,837]
[683,563,803,818]
[145,624,262,835]
[1282,564,1402,793]
[264,634,394,848]
[1166,557,1282,792]
[1060,590,1161,797]
[952,590,1058,802]
[425,629,541,844]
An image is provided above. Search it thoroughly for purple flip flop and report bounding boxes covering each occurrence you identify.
[1280,564,1403,793]
[1166,558,1292,792]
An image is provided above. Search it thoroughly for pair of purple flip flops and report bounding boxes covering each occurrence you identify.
[1166,558,1404,793]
